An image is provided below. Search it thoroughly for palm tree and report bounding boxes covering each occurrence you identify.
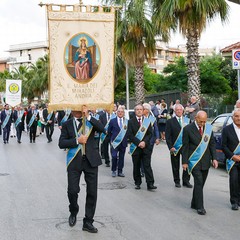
[103,0,156,104]
[152,0,229,99]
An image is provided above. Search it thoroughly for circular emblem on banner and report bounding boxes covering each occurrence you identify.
[124,125,127,130]
[141,127,145,132]
[204,135,209,142]
[9,83,19,94]
[64,33,101,84]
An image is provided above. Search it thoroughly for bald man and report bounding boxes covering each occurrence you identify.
[182,111,218,215]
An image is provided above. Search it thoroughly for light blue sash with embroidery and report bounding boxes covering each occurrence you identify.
[173,117,190,156]
[226,144,240,174]
[129,117,151,155]
[42,111,53,125]
[66,118,93,168]
[111,118,128,149]
[188,124,212,174]
[15,110,24,128]
[2,110,12,129]
[100,113,116,143]
[94,113,100,138]
[148,114,156,125]
[60,109,71,126]
[28,110,38,128]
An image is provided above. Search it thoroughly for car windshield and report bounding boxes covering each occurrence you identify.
[226,116,233,126]
[212,116,227,133]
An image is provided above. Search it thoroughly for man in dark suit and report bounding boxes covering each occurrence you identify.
[182,111,218,215]
[108,105,128,177]
[165,104,192,188]
[59,105,105,233]
[26,104,39,143]
[222,108,240,210]
[1,104,12,144]
[43,104,55,143]
[127,104,157,190]
[13,105,25,143]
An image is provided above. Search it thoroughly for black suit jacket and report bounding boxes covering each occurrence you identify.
[127,116,152,155]
[182,122,216,170]
[222,123,239,160]
[165,117,182,151]
[13,110,25,129]
[26,110,39,127]
[43,108,55,126]
[58,116,105,167]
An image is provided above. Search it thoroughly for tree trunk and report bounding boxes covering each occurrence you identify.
[186,27,200,100]
[134,66,145,105]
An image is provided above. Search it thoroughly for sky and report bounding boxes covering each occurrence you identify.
[0,0,240,58]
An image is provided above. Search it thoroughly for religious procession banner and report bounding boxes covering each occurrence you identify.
[46,3,116,111]
[5,79,22,107]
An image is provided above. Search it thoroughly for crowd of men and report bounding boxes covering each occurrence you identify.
[1,97,240,233]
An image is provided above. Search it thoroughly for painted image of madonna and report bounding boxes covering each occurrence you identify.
[65,33,100,82]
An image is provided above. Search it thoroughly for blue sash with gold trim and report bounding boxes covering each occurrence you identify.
[28,110,38,128]
[188,124,212,174]
[2,110,12,129]
[66,118,93,168]
[148,115,156,126]
[111,118,128,149]
[60,109,71,126]
[226,144,240,174]
[42,111,53,125]
[173,117,190,156]
[15,110,24,128]
[100,113,116,143]
[129,117,151,155]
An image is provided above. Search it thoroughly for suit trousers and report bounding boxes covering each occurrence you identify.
[110,144,126,173]
[229,164,240,204]
[170,152,190,184]
[45,124,54,141]
[132,149,154,186]
[102,137,110,164]
[16,124,23,141]
[3,125,10,142]
[67,156,98,223]
[191,168,209,209]
[29,125,37,141]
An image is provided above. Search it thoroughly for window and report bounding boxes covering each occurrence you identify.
[226,116,233,126]
[211,116,227,133]
[20,50,22,56]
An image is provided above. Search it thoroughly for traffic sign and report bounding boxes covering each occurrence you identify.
[232,49,240,69]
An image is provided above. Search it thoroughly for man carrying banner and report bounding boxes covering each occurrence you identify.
[26,104,39,143]
[127,104,157,190]
[165,104,192,188]
[43,103,55,143]
[57,109,72,129]
[182,111,218,215]
[1,104,12,144]
[221,108,240,210]
[13,105,25,143]
[58,105,105,233]
[108,105,128,177]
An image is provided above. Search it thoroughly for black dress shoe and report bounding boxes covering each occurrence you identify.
[30,140,32,143]
[82,222,98,233]
[175,183,181,188]
[135,185,141,190]
[147,185,157,190]
[105,163,110,167]
[183,182,193,188]
[232,203,239,210]
[69,213,77,227]
[18,140,21,144]
[197,208,206,215]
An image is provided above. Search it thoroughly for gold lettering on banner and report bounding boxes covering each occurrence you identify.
[72,83,98,99]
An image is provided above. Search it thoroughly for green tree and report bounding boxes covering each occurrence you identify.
[152,0,229,99]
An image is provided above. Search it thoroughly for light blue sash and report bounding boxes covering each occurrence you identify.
[2,110,12,129]
[60,109,71,126]
[28,110,38,128]
[111,118,128,149]
[15,110,24,128]
[42,111,53,125]
[173,117,190,156]
[66,118,93,168]
[188,124,212,174]
[100,113,116,143]
[226,144,240,174]
[129,117,151,155]
[94,113,100,138]
[148,114,156,126]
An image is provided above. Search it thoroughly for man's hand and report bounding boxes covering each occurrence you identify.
[170,147,176,153]
[182,163,188,171]
[155,139,160,145]
[82,105,89,118]
[212,159,218,169]
[77,134,88,144]
[138,141,146,149]
[232,155,240,162]
[58,126,62,130]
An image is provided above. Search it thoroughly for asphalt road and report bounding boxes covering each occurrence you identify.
[0,127,239,240]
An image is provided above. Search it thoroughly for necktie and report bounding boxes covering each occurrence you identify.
[199,127,203,136]
[178,117,182,127]
[138,117,141,126]
[77,118,82,131]
[119,118,123,128]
